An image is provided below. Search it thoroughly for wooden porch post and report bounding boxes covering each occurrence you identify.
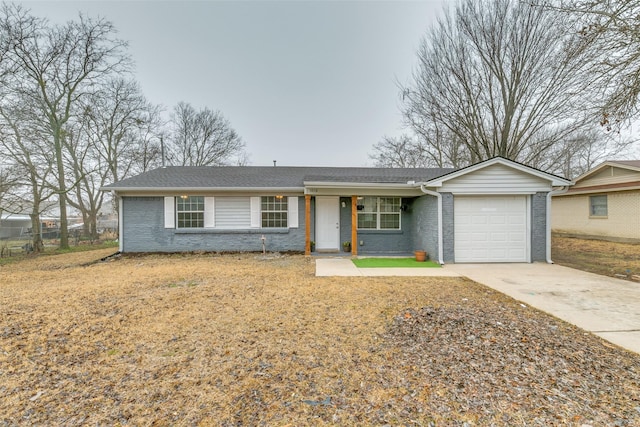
[305,195,311,256]
[351,195,358,256]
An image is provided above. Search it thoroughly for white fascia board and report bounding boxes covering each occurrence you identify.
[304,181,416,189]
[445,190,538,195]
[421,157,572,187]
[100,186,305,194]
[303,182,422,196]
[554,185,640,196]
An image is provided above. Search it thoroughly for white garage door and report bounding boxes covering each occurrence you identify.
[454,196,528,263]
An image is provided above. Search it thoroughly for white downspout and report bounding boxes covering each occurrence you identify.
[419,185,444,265]
[115,192,123,253]
[546,186,568,263]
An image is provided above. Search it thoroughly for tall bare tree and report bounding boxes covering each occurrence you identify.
[399,0,613,172]
[167,102,246,167]
[541,1,640,125]
[370,135,427,168]
[1,4,129,248]
[64,79,160,239]
[0,163,19,215]
[0,105,56,252]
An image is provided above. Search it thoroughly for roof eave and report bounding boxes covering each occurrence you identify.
[555,184,640,196]
[420,157,572,187]
[101,186,305,193]
[303,181,417,189]
[574,160,640,183]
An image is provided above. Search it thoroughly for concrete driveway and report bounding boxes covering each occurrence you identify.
[447,263,640,355]
[315,259,640,354]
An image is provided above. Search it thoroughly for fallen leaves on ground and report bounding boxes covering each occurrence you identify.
[1,250,639,425]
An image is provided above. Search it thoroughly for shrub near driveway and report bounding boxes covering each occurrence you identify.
[1,251,639,425]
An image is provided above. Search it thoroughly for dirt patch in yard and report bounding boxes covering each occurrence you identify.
[1,250,639,425]
[552,235,640,280]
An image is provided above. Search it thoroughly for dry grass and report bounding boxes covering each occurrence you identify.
[552,235,640,280]
[1,249,639,425]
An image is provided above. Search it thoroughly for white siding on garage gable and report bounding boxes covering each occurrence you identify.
[440,163,549,194]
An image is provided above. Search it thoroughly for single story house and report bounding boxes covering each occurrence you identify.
[552,160,640,243]
[101,157,572,263]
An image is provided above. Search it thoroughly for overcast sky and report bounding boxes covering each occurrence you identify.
[19,0,448,167]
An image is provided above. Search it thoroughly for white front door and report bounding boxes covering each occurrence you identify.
[315,196,340,251]
[454,195,529,263]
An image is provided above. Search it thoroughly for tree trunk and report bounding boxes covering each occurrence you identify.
[54,130,69,249]
[88,211,98,242]
[30,212,44,253]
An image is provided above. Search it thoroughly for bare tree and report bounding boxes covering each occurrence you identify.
[84,79,159,183]
[0,163,19,214]
[167,102,246,167]
[369,135,430,168]
[0,104,56,252]
[400,0,612,172]
[129,105,164,174]
[539,1,640,124]
[63,79,160,239]
[1,4,130,249]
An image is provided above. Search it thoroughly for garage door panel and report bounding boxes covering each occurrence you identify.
[508,232,525,242]
[508,215,525,225]
[472,216,487,225]
[489,216,506,225]
[455,196,528,263]
[471,232,488,241]
[490,232,507,242]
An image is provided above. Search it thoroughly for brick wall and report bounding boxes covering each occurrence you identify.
[552,191,640,241]
[122,196,306,252]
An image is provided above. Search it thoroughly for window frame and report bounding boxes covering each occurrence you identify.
[589,194,608,218]
[357,196,401,230]
[261,196,288,228]
[176,196,205,228]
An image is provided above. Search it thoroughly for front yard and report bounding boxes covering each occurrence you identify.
[1,250,639,425]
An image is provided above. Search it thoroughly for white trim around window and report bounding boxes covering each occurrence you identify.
[356,196,401,230]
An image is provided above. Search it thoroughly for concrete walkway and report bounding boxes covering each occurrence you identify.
[315,258,640,354]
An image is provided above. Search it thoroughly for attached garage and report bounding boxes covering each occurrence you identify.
[454,195,528,262]
[422,157,573,264]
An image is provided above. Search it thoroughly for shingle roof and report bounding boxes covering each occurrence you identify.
[102,166,456,191]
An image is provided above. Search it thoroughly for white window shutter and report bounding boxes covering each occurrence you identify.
[288,196,298,228]
[250,197,261,228]
[204,197,215,228]
[164,197,175,228]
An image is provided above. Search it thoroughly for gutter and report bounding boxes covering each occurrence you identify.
[546,186,569,264]
[419,185,444,265]
[99,186,305,193]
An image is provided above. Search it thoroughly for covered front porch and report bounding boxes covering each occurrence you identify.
[301,181,436,258]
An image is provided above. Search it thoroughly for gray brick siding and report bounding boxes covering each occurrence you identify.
[441,193,455,263]
[122,196,306,253]
[412,195,438,261]
[342,197,416,255]
[531,192,547,262]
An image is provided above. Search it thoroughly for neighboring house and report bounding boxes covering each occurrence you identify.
[101,157,571,263]
[552,160,640,243]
